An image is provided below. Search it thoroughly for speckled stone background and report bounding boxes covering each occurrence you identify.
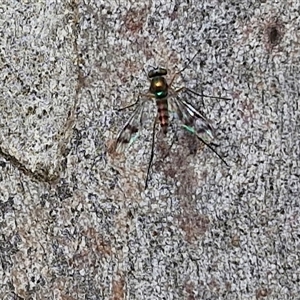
[0,0,299,299]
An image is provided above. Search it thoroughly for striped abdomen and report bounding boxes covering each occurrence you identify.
[156,98,169,134]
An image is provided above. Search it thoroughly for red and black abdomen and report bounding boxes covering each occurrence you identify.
[156,99,169,134]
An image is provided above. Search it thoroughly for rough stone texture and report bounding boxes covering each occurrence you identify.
[0,0,299,299]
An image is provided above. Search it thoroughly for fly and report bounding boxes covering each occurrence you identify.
[115,52,230,189]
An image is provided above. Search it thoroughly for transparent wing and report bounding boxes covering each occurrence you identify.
[115,101,145,152]
[169,95,215,144]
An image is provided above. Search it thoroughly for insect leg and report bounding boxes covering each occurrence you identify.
[118,93,156,112]
[174,86,231,101]
[192,130,228,166]
[170,49,203,87]
[118,98,140,111]
[145,115,158,190]
[169,72,180,88]
[178,49,202,73]
[184,88,231,101]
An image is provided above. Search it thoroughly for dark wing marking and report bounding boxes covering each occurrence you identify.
[169,96,215,144]
[115,101,145,152]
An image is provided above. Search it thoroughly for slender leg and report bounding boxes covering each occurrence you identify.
[193,131,228,166]
[185,88,231,101]
[173,86,231,101]
[118,93,156,112]
[145,115,158,190]
[169,72,180,88]
[179,49,202,73]
[118,98,140,111]
[170,49,202,86]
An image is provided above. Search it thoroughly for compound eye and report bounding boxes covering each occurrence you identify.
[148,68,168,78]
[148,69,156,78]
[158,68,167,76]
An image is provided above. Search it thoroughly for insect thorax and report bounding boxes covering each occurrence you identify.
[149,76,168,99]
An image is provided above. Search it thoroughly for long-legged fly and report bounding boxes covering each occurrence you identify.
[115,52,230,189]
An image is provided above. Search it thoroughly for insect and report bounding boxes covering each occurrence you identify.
[115,51,229,189]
